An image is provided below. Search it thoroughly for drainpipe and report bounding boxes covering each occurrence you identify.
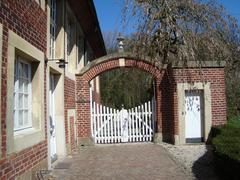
[61,0,67,157]
[63,0,66,74]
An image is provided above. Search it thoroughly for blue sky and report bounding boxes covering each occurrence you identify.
[93,0,240,35]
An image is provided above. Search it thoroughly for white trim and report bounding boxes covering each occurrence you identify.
[49,0,56,59]
[7,30,45,153]
[46,68,66,169]
[176,82,212,145]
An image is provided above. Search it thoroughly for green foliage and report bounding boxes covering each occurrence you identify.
[212,117,240,162]
[213,126,240,161]
[227,117,240,128]
[100,68,154,109]
[212,118,240,178]
[226,66,240,117]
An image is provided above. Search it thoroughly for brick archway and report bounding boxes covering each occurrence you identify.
[75,52,167,145]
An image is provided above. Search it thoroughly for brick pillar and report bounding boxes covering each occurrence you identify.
[154,77,163,143]
[75,75,92,146]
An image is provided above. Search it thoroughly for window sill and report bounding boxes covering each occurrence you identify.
[13,128,45,153]
[14,127,39,137]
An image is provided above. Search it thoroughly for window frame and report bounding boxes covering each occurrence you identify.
[14,57,32,132]
[77,36,84,65]
[49,0,56,59]
[67,20,73,59]
[7,30,45,153]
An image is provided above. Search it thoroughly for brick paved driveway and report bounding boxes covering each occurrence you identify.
[51,143,193,180]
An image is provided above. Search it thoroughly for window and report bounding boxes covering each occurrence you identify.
[77,36,84,64]
[67,21,72,60]
[14,58,32,131]
[49,0,56,59]
[85,44,93,65]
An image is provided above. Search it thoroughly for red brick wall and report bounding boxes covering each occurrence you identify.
[92,78,101,104]
[160,67,175,142]
[76,76,91,138]
[0,0,47,179]
[76,59,163,139]
[172,68,227,129]
[160,67,227,142]
[75,58,227,144]
[0,141,47,179]
[64,77,76,145]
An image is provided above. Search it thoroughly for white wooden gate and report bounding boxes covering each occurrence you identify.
[91,101,155,144]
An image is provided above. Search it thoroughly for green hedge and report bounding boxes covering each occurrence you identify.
[212,118,240,179]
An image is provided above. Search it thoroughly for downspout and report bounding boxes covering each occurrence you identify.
[62,0,67,156]
[63,0,66,74]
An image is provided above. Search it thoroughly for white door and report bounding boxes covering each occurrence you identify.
[185,92,203,143]
[49,74,57,162]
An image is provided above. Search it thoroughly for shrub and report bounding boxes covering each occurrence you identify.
[212,117,240,179]
[213,127,240,161]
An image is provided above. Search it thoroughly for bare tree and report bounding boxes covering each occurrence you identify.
[103,30,119,54]
[122,0,240,67]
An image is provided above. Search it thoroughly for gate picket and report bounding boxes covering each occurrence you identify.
[91,100,154,144]
[142,104,145,141]
[91,101,93,138]
[100,104,103,143]
[93,102,96,143]
[149,101,152,142]
[135,107,138,142]
[113,109,117,143]
[117,110,121,143]
[96,104,100,143]
[139,106,142,141]
[110,108,113,143]
[131,108,135,142]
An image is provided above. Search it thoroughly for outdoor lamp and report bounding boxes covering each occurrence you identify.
[45,58,68,68]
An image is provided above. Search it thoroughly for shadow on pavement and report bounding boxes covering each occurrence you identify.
[192,146,219,180]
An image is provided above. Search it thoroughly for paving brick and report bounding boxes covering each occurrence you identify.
[51,144,193,180]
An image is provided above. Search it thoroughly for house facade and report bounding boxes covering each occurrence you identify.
[0,0,105,179]
[0,0,228,179]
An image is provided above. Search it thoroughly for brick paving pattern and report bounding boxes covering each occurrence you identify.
[50,143,193,180]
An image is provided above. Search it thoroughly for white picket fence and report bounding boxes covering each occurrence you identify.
[91,101,155,144]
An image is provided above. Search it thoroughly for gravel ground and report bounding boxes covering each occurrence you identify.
[159,143,219,180]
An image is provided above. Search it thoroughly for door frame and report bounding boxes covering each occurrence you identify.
[47,68,66,169]
[176,83,212,145]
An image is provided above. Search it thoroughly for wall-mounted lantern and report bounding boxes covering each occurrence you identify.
[45,58,68,69]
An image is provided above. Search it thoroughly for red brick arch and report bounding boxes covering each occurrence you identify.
[75,53,166,145]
